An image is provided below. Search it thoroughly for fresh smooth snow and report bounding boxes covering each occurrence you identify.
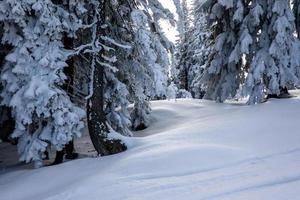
[1,91,300,200]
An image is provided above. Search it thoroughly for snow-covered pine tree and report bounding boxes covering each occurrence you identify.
[198,0,300,104]
[139,0,174,99]
[243,0,300,104]
[174,0,193,92]
[240,0,268,103]
[85,0,127,155]
[189,0,211,98]
[199,0,246,102]
[68,0,174,137]
[91,0,173,132]
[0,27,14,143]
[173,0,187,37]
[0,0,88,166]
[115,0,174,130]
[101,0,133,136]
[104,69,132,136]
[84,0,174,134]
[67,0,132,139]
[128,8,155,130]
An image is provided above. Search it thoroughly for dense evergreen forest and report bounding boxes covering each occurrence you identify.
[1,0,300,168]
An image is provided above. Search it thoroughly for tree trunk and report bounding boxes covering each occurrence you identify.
[0,106,15,143]
[87,0,126,156]
[294,0,300,37]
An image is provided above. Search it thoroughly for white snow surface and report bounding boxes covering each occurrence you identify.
[2,91,300,200]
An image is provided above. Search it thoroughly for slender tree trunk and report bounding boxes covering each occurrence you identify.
[0,106,15,143]
[87,0,126,156]
[294,0,300,37]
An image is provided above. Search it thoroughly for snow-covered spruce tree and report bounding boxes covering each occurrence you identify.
[0,24,15,143]
[109,0,174,131]
[93,0,160,132]
[132,0,175,128]
[75,0,174,135]
[127,8,155,130]
[0,0,87,166]
[174,0,193,92]
[240,0,268,103]
[104,68,132,136]
[199,0,247,102]
[100,0,133,136]
[130,5,172,129]
[243,0,300,104]
[54,0,129,155]
[139,0,174,99]
[189,1,211,98]
[85,0,127,155]
[173,0,187,37]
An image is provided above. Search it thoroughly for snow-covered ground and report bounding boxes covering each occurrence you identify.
[1,91,300,200]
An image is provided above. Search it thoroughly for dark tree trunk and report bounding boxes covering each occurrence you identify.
[65,140,78,159]
[133,123,147,131]
[51,141,78,165]
[294,0,300,38]
[0,106,16,144]
[266,87,291,99]
[87,0,126,156]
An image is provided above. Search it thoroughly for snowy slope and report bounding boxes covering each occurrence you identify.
[1,91,300,200]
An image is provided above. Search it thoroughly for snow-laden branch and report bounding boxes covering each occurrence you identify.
[101,36,132,49]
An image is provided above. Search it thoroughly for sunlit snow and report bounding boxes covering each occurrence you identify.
[1,91,300,200]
